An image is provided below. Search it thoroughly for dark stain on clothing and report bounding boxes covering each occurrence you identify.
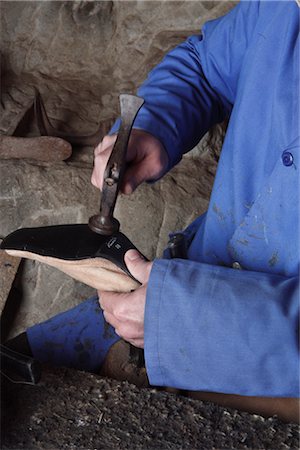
[44,340,64,349]
[51,324,65,332]
[68,320,79,326]
[237,239,249,246]
[269,251,279,267]
[248,233,264,240]
[74,339,92,352]
[213,203,225,221]
[103,320,115,340]
[74,339,91,366]
[83,338,93,350]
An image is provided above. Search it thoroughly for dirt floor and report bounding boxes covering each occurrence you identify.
[1,365,299,449]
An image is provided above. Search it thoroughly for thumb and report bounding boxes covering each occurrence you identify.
[125,249,152,285]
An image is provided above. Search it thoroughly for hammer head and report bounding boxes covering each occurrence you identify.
[88,94,144,236]
[88,215,120,236]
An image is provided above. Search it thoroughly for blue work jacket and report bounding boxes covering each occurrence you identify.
[125,0,299,396]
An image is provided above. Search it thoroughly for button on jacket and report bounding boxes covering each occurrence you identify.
[128,0,299,396]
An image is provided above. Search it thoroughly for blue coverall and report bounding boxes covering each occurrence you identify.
[28,0,299,397]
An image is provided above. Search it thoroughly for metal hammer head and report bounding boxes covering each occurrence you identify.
[88,94,144,236]
[88,214,120,236]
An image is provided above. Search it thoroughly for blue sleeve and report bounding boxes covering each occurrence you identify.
[128,1,260,171]
[145,259,299,397]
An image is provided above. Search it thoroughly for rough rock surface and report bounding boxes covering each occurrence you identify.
[0,0,229,334]
[2,365,299,449]
[1,1,236,135]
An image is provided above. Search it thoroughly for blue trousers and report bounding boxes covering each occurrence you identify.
[27,296,120,372]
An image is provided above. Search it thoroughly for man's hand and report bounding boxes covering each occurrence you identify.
[98,249,153,348]
[91,129,168,194]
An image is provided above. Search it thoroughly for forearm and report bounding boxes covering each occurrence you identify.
[145,259,299,397]
[111,2,259,174]
[133,37,229,171]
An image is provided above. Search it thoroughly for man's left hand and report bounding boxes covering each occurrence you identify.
[98,250,153,348]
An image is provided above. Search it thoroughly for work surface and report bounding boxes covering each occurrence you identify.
[1,366,299,449]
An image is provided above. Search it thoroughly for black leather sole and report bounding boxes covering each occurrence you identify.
[0,225,140,279]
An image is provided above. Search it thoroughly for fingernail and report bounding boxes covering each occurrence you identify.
[123,183,134,195]
[126,249,142,261]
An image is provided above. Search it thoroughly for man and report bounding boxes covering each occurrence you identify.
[6,0,299,421]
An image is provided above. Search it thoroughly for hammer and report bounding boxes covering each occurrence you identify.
[88,94,144,235]
[88,94,145,367]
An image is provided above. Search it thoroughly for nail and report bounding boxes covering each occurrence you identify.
[126,249,142,261]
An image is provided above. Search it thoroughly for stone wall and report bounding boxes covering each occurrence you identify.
[1,1,235,134]
[0,1,236,335]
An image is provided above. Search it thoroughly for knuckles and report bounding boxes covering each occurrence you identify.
[92,130,167,193]
[110,296,129,322]
[114,306,126,323]
[117,322,143,341]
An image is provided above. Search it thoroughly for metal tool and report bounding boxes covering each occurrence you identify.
[0,249,41,384]
[89,94,145,368]
[0,344,41,384]
[167,233,188,259]
[88,94,144,236]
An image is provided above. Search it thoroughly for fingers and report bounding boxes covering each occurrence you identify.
[99,291,127,315]
[99,287,146,319]
[125,250,152,284]
[128,338,144,348]
[98,285,146,347]
[121,131,169,194]
[122,159,156,194]
[103,310,143,343]
[91,129,168,193]
[91,134,117,189]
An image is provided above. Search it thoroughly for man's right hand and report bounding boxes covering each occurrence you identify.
[91,129,169,194]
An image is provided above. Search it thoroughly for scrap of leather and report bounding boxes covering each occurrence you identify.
[0,136,72,161]
[0,225,140,293]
